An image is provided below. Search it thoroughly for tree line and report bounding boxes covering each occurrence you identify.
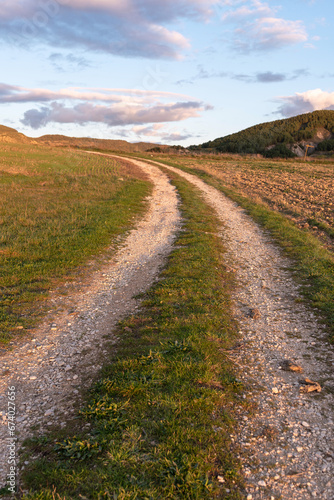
[189,110,334,157]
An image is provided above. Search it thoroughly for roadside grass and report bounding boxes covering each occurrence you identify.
[144,156,334,341]
[0,145,151,343]
[19,172,245,499]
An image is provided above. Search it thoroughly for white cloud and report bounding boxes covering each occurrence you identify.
[222,0,308,52]
[276,88,334,117]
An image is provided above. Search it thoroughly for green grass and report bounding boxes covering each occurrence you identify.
[18,171,245,500]
[0,146,151,343]
[143,156,334,341]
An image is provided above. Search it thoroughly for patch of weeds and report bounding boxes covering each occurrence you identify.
[161,339,193,356]
[54,438,104,461]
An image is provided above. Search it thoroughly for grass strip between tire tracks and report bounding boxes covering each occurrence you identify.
[145,157,334,342]
[17,170,245,500]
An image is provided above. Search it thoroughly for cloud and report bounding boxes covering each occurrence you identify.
[275,88,334,117]
[132,124,165,137]
[235,68,310,83]
[0,82,209,130]
[21,101,205,129]
[48,52,92,71]
[161,131,194,142]
[222,0,308,52]
[0,0,219,59]
[131,123,194,143]
[255,71,287,83]
[175,66,229,85]
[0,83,195,104]
[2,83,208,130]
[175,65,309,85]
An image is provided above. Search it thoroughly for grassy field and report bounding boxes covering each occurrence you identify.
[17,169,246,500]
[0,145,151,343]
[142,153,334,340]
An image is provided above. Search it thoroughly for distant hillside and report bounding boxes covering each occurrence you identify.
[35,134,170,153]
[194,110,334,157]
[0,126,170,153]
[0,125,33,144]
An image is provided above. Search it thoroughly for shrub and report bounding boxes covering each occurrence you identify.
[263,144,296,158]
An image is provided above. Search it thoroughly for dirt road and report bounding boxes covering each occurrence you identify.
[1,156,333,499]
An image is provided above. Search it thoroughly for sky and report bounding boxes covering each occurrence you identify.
[1,0,334,146]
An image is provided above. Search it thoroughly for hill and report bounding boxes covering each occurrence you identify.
[0,125,34,144]
[35,134,170,153]
[194,110,334,157]
[0,126,170,153]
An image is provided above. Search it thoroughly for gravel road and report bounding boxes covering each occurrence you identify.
[0,159,180,491]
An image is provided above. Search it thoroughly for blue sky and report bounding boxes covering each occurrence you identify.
[1,0,333,145]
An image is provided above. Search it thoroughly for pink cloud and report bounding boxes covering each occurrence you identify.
[21,100,206,129]
[3,83,210,130]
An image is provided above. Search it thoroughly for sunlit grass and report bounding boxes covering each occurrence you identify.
[0,145,151,343]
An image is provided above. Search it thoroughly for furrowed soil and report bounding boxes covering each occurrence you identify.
[153,155,334,251]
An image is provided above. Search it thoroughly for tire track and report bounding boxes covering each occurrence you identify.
[0,160,180,491]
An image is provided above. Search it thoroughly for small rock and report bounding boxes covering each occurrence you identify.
[217,475,225,483]
[272,387,279,394]
[249,308,261,319]
[299,378,321,393]
[258,480,266,487]
[301,422,310,428]
[281,359,303,373]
